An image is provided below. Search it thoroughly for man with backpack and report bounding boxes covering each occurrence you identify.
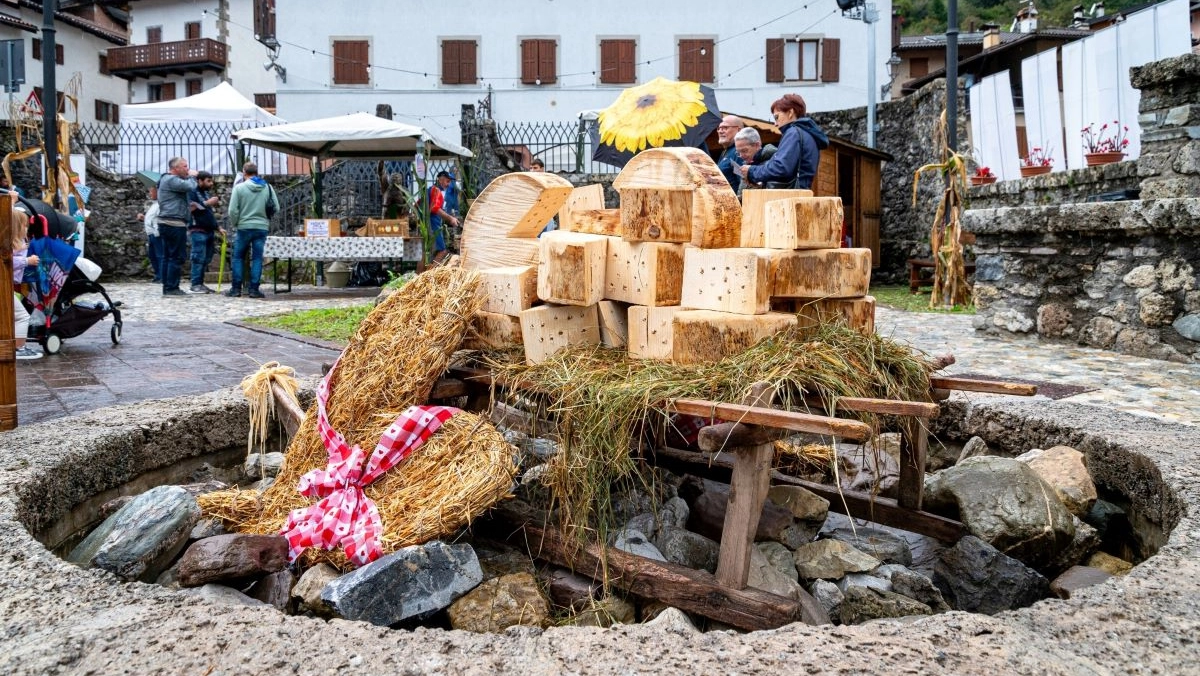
[225,162,278,299]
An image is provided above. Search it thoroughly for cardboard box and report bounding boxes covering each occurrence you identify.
[364,218,410,237]
[304,218,341,238]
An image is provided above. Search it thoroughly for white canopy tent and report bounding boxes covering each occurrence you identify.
[231,112,473,163]
[119,82,287,175]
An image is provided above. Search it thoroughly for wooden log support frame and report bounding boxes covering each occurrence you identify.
[0,196,15,430]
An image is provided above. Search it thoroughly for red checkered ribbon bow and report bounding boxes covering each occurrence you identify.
[281,357,459,566]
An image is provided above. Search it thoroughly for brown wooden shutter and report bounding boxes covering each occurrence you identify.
[161,82,176,100]
[31,38,40,61]
[521,40,538,84]
[539,40,556,84]
[443,40,478,85]
[94,100,102,121]
[98,54,109,76]
[821,38,840,83]
[147,26,162,44]
[333,40,369,85]
[600,40,617,83]
[185,21,201,40]
[442,41,460,84]
[766,38,784,82]
[460,40,477,84]
[698,39,713,83]
[55,44,63,65]
[113,103,119,125]
[618,40,635,83]
[187,79,202,96]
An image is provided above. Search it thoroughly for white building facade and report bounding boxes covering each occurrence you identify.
[271,0,892,141]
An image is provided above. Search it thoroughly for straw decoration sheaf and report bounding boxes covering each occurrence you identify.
[240,361,299,456]
[484,321,934,542]
[198,267,518,570]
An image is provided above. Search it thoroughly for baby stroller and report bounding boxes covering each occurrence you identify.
[19,197,123,355]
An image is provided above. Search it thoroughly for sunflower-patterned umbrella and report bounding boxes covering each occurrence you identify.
[592,77,722,168]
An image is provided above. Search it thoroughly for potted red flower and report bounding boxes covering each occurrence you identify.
[1020,146,1053,177]
[1082,122,1129,166]
[970,166,997,186]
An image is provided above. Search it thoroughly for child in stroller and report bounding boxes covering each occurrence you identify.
[19,197,123,355]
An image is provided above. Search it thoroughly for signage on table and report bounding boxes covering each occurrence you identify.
[304,218,340,238]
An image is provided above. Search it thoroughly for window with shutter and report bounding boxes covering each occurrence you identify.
[821,38,840,82]
[55,44,63,65]
[600,39,636,84]
[772,37,838,83]
[186,22,201,40]
[147,26,162,44]
[678,38,714,83]
[253,0,276,43]
[441,39,478,85]
[332,39,370,85]
[909,57,928,78]
[186,79,203,96]
[31,38,40,61]
[520,39,556,85]
[162,82,176,100]
[765,38,784,83]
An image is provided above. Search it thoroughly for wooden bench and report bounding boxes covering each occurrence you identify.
[908,258,977,294]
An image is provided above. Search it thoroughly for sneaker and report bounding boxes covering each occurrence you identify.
[189,284,215,294]
[224,288,242,298]
[247,289,266,299]
[162,288,187,297]
[15,346,42,360]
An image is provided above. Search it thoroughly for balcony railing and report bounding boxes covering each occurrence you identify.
[106,38,227,79]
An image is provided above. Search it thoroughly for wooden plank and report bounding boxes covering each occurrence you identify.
[768,248,872,299]
[484,501,828,629]
[762,196,844,250]
[566,208,621,236]
[928,376,1037,396]
[627,305,682,360]
[536,231,609,306]
[619,188,693,243]
[671,310,797,365]
[680,248,772,315]
[460,172,573,270]
[804,394,939,418]
[519,303,600,364]
[714,383,777,590]
[651,446,965,543]
[792,296,876,334]
[428,377,471,400]
[463,310,524,350]
[739,189,813,248]
[604,239,685,306]
[597,300,629,348]
[897,419,928,510]
[669,398,871,441]
[0,194,15,431]
[612,147,742,249]
[478,266,539,317]
[269,382,306,438]
[557,184,605,233]
[697,420,792,449]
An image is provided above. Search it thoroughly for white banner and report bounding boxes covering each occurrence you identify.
[968,71,1021,182]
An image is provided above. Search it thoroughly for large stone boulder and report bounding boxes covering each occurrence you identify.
[873,563,950,613]
[655,525,719,573]
[1015,446,1098,517]
[67,485,201,582]
[826,526,913,566]
[838,586,931,625]
[925,456,1075,571]
[291,562,340,617]
[748,546,804,600]
[933,536,1050,614]
[322,541,482,626]
[448,572,551,633]
[177,534,289,587]
[793,539,880,580]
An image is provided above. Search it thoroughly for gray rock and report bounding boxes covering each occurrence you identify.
[155,562,181,590]
[292,562,340,617]
[924,456,1075,571]
[838,586,932,625]
[183,583,268,608]
[837,438,899,497]
[779,522,822,550]
[658,497,690,530]
[873,564,950,612]
[243,452,286,480]
[546,568,601,611]
[1016,446,1098,517]
[322,541,483,626]
[1173,313,1200,341]
[756,542,799,582]
[766,485,829,522]
[836,572,892,594]
[655,525,719,573]
[67,485,201,582]
[933,535,1050,614]
[793,539,881,580]
[1050,566,1113,599]
[249,477,275,492]
[748,546,804,599]
[612,528,666,562]
[475,542,536,580]
[571,595,636,627]
[177,534,290,588]
[448,572,551,632]
[622,513,659,543]
[808,579,844,621]
[1047,517,1102,576]
[188,518,227,541]
[249,569,295,611]
[1082,499,1127,538]
[643,607,699,634]
[826,527,913,566]
[956,436,990,464]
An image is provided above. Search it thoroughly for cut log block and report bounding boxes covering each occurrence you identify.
[612,147,742,249]
[536,231,609,306]
[597,300,630,348]
[739,189,814,247]
[761,196,844,250]
[519,303,600,364]
[566,208,621,236]
[768,248,872,299]
[604,239,685,306]
[558,184,606,233]
[680,248,771,315]
[463,310,524,350]
[460,172,574,270]
[478,265,539,317]
[671,310,797,365]
[628,305,683,360]
[619,188,693,243]
[787,296,877,334]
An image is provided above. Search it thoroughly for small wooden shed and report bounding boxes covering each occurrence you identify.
[709,115,891,268]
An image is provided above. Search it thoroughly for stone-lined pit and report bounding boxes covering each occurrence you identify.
[1,388,1197,674]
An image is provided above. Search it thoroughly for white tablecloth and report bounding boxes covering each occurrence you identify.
[264,236,422,262]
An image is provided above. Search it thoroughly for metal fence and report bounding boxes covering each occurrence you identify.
[494,118,617,175]
[77,121,293,176]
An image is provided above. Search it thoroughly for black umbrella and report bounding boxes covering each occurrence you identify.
[19,197,77,239]
[591,77,722,169]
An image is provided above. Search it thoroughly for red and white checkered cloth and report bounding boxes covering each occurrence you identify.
[280,356,459,566]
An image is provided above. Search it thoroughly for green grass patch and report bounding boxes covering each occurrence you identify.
[246,305,372,343]
[871,285,975,314]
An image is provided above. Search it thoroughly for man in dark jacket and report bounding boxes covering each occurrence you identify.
[156,157,197,296]
[187,171,223,294]
[732,128,778,194]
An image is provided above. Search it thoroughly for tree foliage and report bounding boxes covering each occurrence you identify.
[897,0,1152,36]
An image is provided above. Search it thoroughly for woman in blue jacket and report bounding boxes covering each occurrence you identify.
[739,94,829,190]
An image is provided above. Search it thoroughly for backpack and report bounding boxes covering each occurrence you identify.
[265,186,278,219]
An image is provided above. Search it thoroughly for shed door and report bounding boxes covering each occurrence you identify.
[858,159,881,268]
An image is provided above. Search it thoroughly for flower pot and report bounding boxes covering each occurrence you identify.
[970,175,997,186]
[1020,165,1052,177]
[1085,151,1125,166]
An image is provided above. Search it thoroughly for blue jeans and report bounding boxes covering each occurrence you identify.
[159,225,188,292]
[147,234,163,281]
[230,229,267,290]
[189,230,217,286]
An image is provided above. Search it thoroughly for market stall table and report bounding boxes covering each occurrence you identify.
[263,236,423,292]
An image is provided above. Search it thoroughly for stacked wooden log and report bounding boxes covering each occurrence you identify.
[460,148,876,364]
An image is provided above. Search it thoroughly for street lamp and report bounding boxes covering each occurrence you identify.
[837,0,880,148]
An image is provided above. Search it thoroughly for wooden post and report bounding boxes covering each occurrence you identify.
[897,418,929,510]
[707,382,776,590]
[0,195,16,430]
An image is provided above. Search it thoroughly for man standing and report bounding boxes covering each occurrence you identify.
[225,162,277,299]
[187,171,223,294]
[714,115,745,193]
[156,157,197,296]
[427,170,459,265]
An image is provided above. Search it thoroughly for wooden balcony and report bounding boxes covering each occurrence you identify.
[106,38,227,80]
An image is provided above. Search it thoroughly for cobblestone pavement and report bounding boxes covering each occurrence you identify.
[13,281,1200,426]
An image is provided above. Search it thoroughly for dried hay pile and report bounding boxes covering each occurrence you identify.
[199,266,518,569]
[484,321,933,541]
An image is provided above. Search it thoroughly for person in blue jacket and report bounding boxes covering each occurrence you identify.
[739,93,829,190]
